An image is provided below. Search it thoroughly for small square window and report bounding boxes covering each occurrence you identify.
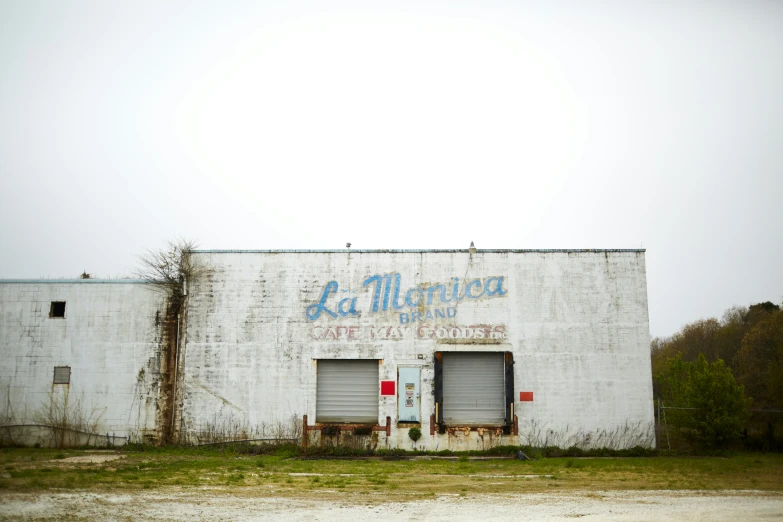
[50,301,66,318]
[53,366,71,384]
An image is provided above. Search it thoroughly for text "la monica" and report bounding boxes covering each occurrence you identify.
[306,274,506,321]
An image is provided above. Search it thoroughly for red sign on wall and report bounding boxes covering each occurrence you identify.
[519,391,534,402]
[380,380,396,396]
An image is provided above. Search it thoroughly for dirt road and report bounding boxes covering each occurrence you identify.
[1,490,782,521]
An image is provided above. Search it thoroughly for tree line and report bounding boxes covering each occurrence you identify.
[651,301,783,450]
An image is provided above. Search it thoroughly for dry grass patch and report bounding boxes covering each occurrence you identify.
[1,447,781,502]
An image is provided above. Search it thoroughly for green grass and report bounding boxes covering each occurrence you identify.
[0,446,781,500]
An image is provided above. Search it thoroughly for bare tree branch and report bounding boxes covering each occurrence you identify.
[133,238,210,301]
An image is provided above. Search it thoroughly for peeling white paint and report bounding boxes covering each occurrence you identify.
[0,251,654,449]
[182,250,654,449]
[0,282,166,442]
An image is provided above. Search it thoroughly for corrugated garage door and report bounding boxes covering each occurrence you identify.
[316,360,379,424]
[442,352,505,425]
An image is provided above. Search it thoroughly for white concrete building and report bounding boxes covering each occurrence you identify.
[182,249,655,450]
[0,248,655,450]
[0,280,168,446]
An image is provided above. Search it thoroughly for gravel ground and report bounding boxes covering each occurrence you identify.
[1,490,782,521]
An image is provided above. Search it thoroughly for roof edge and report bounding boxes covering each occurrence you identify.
[192,249,646,254]
[0,279,151,284]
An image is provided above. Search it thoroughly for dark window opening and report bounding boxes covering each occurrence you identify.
[50,301,66,318]
[53,366,71,384]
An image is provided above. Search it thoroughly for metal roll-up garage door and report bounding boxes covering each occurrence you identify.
[442,352,505,425]
[316,360,379,424]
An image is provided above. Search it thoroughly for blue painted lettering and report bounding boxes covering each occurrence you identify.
[306,281,339,320]
[466,279,484,298]
[310,274,507,321]
[338,297,358,317]
[449,278,460,302]
[405,287,423,307]
[381,274,392,311]
[363,274,394,313]
[363,275,383,313]
[427,285,447,305]
[391,273,406,310]
[485,277,507,296]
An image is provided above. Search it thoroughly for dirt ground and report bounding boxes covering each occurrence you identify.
[1,490,781,521]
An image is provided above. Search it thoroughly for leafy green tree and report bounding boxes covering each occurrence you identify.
[651,302,782,403]
[659,353,751,448]
[737,310,783,409]
[745,302,781,327]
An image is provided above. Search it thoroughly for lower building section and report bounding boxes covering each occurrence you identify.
[181,346,655,451]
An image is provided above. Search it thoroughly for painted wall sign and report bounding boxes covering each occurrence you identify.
[305,273,507,323]
[310,324,507,341]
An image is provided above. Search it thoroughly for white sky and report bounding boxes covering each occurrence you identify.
[1,1,781,338]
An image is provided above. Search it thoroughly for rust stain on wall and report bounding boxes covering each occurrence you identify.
[156,298,181,443]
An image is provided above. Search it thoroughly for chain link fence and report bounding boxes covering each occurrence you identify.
[654,398,783,451]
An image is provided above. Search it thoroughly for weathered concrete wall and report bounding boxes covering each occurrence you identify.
[182,250,654,449]
[0,281,167,445]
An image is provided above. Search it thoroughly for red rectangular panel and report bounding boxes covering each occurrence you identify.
[380,380,396,396]
[519,391,534,402]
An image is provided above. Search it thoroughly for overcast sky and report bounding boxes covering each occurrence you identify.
[1,1,781,338]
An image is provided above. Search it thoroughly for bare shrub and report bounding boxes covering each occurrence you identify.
[192,411,251,444]
[0,401,30,447]
[30,393,105,448]
[133,238,211,303]
[1,391,112,448]
[188,412,302,445]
